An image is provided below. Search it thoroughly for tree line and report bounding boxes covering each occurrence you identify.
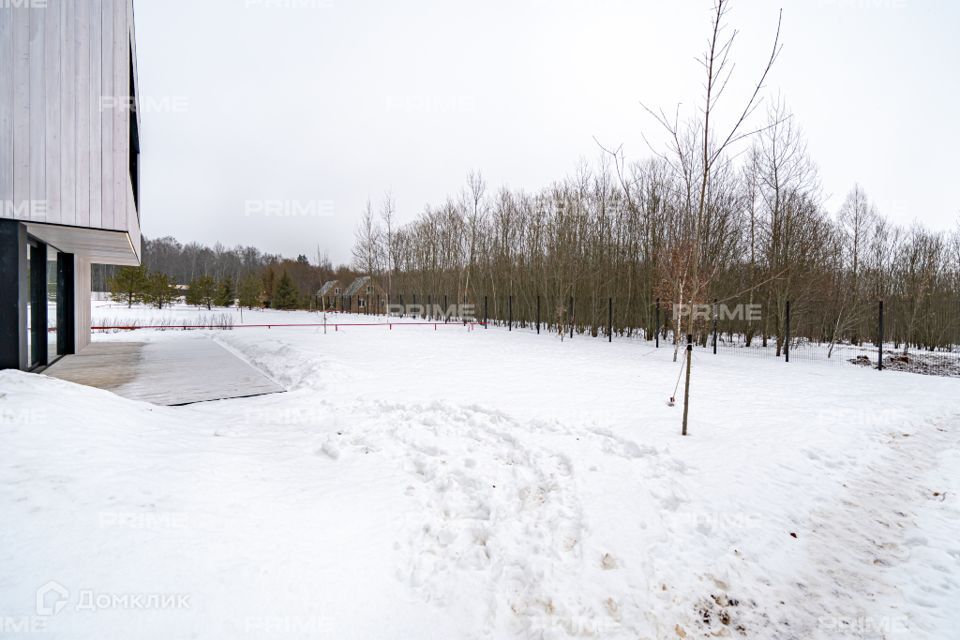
[101,236,358,311]
[350,2,959,357]
[353,166,958,354]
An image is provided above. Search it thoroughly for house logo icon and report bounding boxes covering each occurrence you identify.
[35,581,69,616]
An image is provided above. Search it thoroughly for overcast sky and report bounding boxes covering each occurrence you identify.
[133,0,959,265]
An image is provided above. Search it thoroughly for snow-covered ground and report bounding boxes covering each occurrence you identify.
[1,301,958,639]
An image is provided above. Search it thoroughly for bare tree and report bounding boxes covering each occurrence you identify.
[640,0,783,357]
[352,199,383,278]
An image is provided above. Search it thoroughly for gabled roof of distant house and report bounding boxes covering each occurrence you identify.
[318,280,339,296]
[342,276,372,297]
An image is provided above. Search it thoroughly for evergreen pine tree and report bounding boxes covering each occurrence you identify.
[263,269,276,302]
[187,275,216,309]
[272,270,299,310]
[144,272,176,309]
[185,279,201,307]
[214,277,235,307]
[238,274,262,309]
[107,266,148,308]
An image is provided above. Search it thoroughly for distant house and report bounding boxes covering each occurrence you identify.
[338,276,387,313]
[317,280,341,310]
[343,276,376,313]
[317,276,386,313]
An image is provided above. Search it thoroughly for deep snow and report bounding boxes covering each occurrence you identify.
[1,302,958,639]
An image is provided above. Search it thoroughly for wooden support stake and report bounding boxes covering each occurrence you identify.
[682,334,692,436]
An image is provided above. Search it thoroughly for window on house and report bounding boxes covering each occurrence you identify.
[129,45,140,214]
[358,298,366,308]
[334,287,341,295]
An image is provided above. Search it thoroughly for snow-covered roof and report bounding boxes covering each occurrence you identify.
[317,280,339,296]
[342,276,371,297]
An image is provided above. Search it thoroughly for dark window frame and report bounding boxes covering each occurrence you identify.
[24,233,73,372]
[129,43,140,215]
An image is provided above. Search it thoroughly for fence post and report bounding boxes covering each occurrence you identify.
[655,298,660,348]
[444,294,448,323]
[536,295,540,334]
[878,299,884,371]
[682,334,692,436]
[569,296,574,339]
[483,295,487,328]
[508,296,513,331]
[784,300,791,363]
[608,297,612,342]
[712,298,718,355]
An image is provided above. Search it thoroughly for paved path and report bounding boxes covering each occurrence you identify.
[45,337,284,405]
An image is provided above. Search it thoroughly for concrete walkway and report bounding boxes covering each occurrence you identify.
[45,337,284,405]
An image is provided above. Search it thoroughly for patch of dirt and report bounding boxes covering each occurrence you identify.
[849,351,960,378]
[693,592,749,637]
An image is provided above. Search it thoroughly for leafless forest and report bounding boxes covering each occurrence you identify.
[352,2,959,356]
[109,1,959,358]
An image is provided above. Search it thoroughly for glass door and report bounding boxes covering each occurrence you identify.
[26,240,53,369]
[47,246,60,359]
[26,244,33,367]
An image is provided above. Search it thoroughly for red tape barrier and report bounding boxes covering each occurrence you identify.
[92,321,487,331]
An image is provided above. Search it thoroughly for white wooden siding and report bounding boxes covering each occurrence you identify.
[59,0,76,225]
[99,0,114,230]
[12,8,29,215]
[28,6,44,210]
[88,0,102,229]
[0,0,140,251]
[112,0,127,235]
[0,6,14,205]
[75,0,90,227]
[43,0,60,223]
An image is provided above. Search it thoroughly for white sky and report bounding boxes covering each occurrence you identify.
[133,0,960,265]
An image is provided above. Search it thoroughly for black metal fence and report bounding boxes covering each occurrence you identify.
[320,291,960,377]
[659,296,960,376]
